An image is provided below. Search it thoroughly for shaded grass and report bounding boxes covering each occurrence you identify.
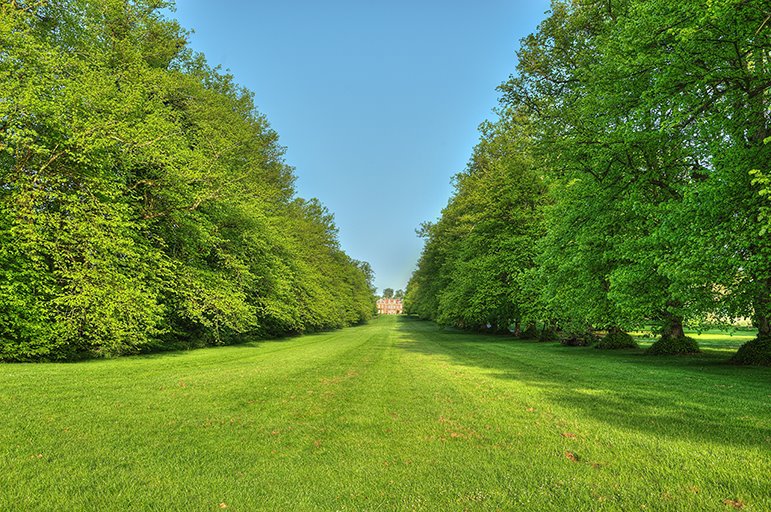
[1,316,769,511]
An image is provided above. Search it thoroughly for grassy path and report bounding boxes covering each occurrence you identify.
[1,316,769,511]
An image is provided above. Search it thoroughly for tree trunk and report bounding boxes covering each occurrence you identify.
[513,320,522,337]
[661,313,684,339]
[757,316,770,337]
[753,279,771,337]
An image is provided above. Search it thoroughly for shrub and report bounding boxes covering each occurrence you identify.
[539,327,559,342]
[595,331,638,350]
[646,335,700,355]
[520,324,538,339]
[560,331,597,347]
[731,335,771,366]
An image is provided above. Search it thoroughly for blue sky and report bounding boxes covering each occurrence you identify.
[171,0,551,293]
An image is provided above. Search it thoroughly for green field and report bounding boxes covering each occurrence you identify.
[631,329,758,352]
[1,316,769,511]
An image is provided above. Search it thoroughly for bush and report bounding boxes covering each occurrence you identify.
[595,331,638,350]
[560,331,598,347]
[646,335,700,355]
[520,324,538,339]
[539,327,560,342]
[731,335,771,366]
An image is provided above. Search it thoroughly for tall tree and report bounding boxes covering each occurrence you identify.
[406,111,547,332]
[0,0,376,360]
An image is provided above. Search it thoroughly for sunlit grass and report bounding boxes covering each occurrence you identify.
[1,316,768,511]
[631,328,757,351]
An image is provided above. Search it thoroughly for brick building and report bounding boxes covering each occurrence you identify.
[377,298,403,315]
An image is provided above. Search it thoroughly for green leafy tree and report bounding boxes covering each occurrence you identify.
[406,111,546,332]
[502,0,769,360]
[0,0,375,360]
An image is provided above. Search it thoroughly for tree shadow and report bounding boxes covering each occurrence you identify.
[394,317,771,450]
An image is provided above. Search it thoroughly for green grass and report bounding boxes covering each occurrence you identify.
[631,329,758,351]
[1,316,769,511]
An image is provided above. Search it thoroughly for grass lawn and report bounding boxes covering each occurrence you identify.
[631,329,757,352]
[1,316,769,511]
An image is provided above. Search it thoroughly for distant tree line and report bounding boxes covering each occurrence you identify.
[405,0,771,364]
[0,0,376,361]
[380,288,404,300]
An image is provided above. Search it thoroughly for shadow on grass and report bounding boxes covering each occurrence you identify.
[394,316,771,450]
[91,323,370,364]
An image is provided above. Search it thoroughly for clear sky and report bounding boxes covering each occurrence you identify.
[171,0,551,294]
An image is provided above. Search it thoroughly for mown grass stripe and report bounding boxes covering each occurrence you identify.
[0,316,769,511]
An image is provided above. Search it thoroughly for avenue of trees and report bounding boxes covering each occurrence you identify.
[405,0,771,364]
[0,0,376,361]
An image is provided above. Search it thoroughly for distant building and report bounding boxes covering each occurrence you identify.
[377,298,403,315]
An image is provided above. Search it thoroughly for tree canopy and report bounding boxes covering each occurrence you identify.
[0,0,376,361]
[406,0,770,364]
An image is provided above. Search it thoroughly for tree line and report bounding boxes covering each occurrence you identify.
[380,288,404,300]
[0,0,376,361]
[405,0,770,364]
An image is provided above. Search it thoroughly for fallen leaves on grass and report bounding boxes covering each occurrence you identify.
[564,451,579,462]
[526,407,535,412]
[219,503,228,509]
[723,498,744,509]
[561,432,577,438]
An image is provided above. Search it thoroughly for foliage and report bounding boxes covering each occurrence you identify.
[405,110,547,331]
[559,331,597,347]
[519,323,538,339]
[0,0,375,360]
[595,331,638,350]
[411,0,770,364]
[731,335,771,366]
[538,325,559,342]
[647,336,700,356]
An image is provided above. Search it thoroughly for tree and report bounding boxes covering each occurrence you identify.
[406,110,547,332]
[501,0,770,361]
[382,288,394,299]
[0,0,376,360]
